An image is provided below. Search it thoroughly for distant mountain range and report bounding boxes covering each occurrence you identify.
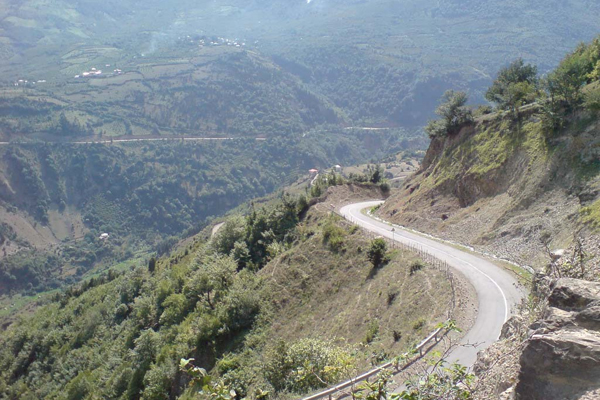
[2,0,600,128]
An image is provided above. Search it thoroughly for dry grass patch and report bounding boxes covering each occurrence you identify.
[260,209,453,370]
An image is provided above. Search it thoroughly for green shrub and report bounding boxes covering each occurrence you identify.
[213,216,247,256]
[217,354,241,375]
[485,58,538,114]
[367,238,389,269]
[473,105,493,117]
[379,181,390,194]
[264,338,355,393]
[387,290,398,305]
[142,362,176,400]
[114,303,129,321]
[65,371,94,400]
[409,261,425,275]
[148,256,156,273]
[425,90,473,138]
[159,293,187,326]
[364,319,380,344]
[584,85,600,113]
[412,319,426,331]
[322,221,346,252]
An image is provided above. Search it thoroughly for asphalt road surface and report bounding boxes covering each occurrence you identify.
[340,201,525,368]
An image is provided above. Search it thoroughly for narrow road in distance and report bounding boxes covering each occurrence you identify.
[340,201,525,368]
[0,137,267,145]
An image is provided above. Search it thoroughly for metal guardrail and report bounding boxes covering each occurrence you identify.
[301,207,457,400]
[301,323,448,400]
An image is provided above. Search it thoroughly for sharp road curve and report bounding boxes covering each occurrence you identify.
[340,201,525,368]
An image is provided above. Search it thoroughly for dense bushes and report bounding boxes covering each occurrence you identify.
[0,191,365,399]
[263,338,356,393]
[546,38,600,108]
[0,237,266,399]
[485,58,539,114]
[212,195,300,269]
[426,36,600,136]
[322,218,347,252]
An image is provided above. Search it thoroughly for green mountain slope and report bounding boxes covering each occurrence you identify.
[0,47,343,140]
[0,194,454,400]
[2,0,599,128]
[0,130,407,295]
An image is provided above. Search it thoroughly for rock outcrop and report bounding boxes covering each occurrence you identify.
[514,278,600,400]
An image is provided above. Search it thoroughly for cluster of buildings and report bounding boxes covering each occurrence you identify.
[74,65,123,79]
[309,165,342,178]
[13,79,47,87]
[75,67,102,79]
[213,37,246,48]
[196,36,246,48]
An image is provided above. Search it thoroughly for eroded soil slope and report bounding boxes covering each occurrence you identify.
[379,110,600,269]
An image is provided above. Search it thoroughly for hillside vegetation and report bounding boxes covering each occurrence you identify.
[2,0,600,130]
[0,47,345,140]
[0,193,454,400]
[0,130,405,296]
[380,36,600,272]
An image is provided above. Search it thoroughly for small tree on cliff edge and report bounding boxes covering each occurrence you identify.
[425,90,473,138]
[485,58,538,116]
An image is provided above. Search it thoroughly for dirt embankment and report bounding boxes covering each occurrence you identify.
[378,112,600,271]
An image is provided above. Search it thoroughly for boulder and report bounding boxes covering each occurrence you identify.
[500,315,525,339]
[516,329,600,399]
[513,279,600,399]
[548,278,600,311]
[575,305,600,331]
[529,307,576,334]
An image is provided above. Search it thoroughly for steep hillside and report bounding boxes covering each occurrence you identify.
[379,108,600,270]
[0,193,458,399]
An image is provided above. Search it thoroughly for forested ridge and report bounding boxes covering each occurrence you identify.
[0,130,408,296]
[0,188,444,399]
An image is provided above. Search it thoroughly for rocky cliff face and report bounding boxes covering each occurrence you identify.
[474,277,600,400]
[380,108,600,399]
[514,278,600,400]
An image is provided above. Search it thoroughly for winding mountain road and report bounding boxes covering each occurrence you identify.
[340,201,525,368]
